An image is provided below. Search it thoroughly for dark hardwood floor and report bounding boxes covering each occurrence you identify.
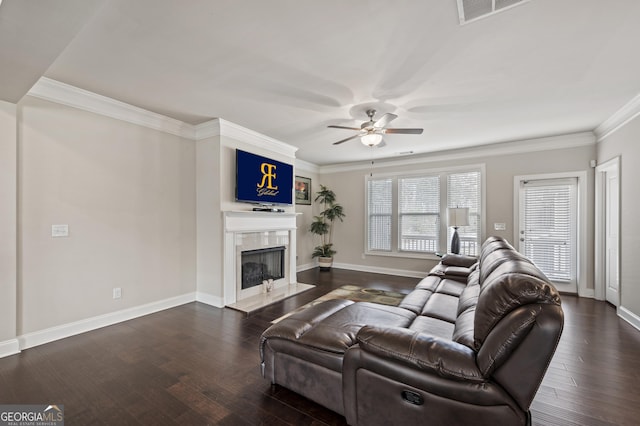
[1,268,639,425]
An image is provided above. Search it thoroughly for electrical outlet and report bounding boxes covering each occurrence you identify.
[113,287,122,299]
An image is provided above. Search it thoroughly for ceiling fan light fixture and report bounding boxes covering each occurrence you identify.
[361,133,383,146]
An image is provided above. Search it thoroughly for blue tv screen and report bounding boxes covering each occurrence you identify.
[236,149,293,205]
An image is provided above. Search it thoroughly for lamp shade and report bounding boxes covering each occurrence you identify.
[448,207,470,227]
[361,133,383,146]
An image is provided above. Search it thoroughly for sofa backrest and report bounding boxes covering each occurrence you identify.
[472,236,563,411]
[478,236,524,284]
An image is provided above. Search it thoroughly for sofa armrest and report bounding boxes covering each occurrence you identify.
[355,326,483,382]
[441,253,478,268]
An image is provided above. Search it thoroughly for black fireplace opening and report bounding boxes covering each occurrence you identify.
[241,246,285,290]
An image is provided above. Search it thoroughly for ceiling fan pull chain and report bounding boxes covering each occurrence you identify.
[370,148,375,177]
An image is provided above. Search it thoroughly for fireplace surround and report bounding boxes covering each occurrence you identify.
[223,211,313,311]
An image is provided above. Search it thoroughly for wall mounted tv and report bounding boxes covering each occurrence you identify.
[235,149,293,206]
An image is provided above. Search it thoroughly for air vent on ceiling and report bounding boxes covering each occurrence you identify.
[456,0,530,25]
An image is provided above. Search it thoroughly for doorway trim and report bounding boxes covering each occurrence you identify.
[594,156,621,303]
[513,170,589,296]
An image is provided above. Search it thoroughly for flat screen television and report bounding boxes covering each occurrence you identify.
[236,149,293,205]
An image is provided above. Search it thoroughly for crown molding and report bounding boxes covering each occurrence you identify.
[295,158,320,174]
[26,78,298,158]
[194,118,298,159]
[594,93,640,142]
[218,119,298,158]
[28,77,196,139]
[194,119,219,140]
[317,132,596,174]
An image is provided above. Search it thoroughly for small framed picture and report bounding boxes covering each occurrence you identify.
[295,176,312,205]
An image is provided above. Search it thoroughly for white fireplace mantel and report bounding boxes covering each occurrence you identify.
[224,210,300,233]
[223,211,301,305]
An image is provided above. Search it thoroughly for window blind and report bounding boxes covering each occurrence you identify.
[447,171,481,256]
[522,179,576,281]
[367,178,392,251]
[365,167,483,256]
[399,176,440,252]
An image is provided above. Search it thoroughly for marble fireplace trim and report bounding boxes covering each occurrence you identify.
[223,211,299,305]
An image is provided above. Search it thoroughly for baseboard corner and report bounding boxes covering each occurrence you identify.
[296,262,316,272]
[195,292,225,308]
[0,338,20,359]
[619,306,640,331]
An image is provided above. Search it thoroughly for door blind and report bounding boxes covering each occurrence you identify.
[522,179,577,282]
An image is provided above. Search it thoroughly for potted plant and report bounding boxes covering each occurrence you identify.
[310,185,345,270]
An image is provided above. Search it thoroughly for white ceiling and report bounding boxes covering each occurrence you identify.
[2,0,640,165]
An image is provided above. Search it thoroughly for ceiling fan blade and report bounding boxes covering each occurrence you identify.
[333,134,361,145]
[328,125,361,130]
[373,113,397,128]
[383,128,424,134]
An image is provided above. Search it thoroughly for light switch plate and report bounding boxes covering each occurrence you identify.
[494,223,506,231]
[51,224,69,237]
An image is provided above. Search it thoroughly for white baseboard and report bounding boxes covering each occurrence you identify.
[18,292,197,351]
[0,338,20,358]
[619,306,640,331]
[577,288,595,298]
[296,262,316,272]
[195,292,225,308]
[332,262,428,279]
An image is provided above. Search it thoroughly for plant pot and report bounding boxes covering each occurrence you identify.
[318,256,333,271]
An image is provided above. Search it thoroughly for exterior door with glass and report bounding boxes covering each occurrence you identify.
[517,177,578,294]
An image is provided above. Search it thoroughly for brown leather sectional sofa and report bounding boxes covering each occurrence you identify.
[260,236,564,425]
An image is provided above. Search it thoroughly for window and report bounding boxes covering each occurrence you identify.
[366,167,482,257]
[399,175,440,252]
[447,171,481,255]
[367,178,392,251]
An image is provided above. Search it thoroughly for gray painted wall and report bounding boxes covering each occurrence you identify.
[0,100,17,347]
[17,96,197,334]
[316,141,596,291]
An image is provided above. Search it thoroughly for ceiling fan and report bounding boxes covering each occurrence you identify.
[328,109,423,147]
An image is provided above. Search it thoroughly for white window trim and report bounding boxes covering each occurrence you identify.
[513,171,588,296]
[365,164,485,259]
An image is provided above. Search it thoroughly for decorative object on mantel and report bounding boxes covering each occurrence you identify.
[263,279,274,293]
[295,176,311,205]
[448,207,470,254]
[310,185,345,270]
